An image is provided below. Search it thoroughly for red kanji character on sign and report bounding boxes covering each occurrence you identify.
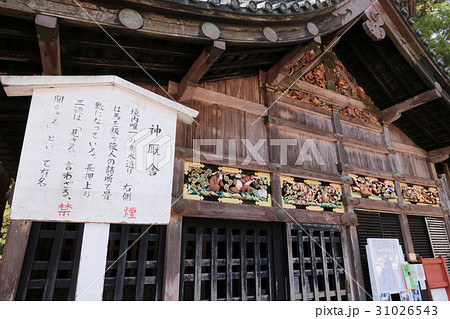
[123,206,137,219]
[58,203,72,216]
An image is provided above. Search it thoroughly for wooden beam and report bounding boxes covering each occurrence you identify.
[428,146,450,164]
[381,89,442,125]
[169,81,267,117]
[35,14,61,75]
[266,37,321,87]
[177,41,225,103]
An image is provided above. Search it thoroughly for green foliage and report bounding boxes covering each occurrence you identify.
[416,0,447,18]
[0,204,11,261]
[415,1,450,65]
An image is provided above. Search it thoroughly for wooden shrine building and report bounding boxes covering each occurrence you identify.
[0,0,450,301]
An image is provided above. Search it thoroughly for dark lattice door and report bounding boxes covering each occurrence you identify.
[103,224,166,300]
[288,224,347,301]
[179,218,287,301]
[16,222,84,301]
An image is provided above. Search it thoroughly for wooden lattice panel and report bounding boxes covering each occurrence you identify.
[16,222,84,301]
[103,224,166,300]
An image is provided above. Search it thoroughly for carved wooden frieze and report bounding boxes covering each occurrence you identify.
[281,176,343,212]
[400,183,440,206]
[289,47,321,76]
[349,174,397,201]
[339,107,380,125]
[184,162,271,206]
[282,88,332,110]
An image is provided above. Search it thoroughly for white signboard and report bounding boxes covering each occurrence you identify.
[366,238,407,300]
[11,85,178,224]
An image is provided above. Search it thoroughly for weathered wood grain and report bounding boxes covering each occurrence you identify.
[0,220,32,300]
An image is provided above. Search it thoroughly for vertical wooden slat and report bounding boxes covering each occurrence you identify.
[330,231,342,301]
[271,223,287,301]
[297,230,308,301]
[68,223,84,301]
[194,227,203,301]
[155,226,166,301]
[309,230,319,301]
[178,218,187,301]
[211,227,218,301]
[266,226,275,300]
[164,214,183,301]
[240,227,247,301]
[114,224,130,301]
[135,225,149,301]
[226,228,233,301]
[285,224,296,300]
[254,229,262,301]
[14,222,40,301]
[43,222,65,300]
[320,231,331,301]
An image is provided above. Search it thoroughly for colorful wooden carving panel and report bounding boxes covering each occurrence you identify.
[184,162,271,206]
[280,89,331,110]
[339,107,380,125]
[349,174,397,201]
[400,183,440,206]
[281,176,343,212]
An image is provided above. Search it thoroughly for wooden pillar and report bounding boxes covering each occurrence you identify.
[428,162,450,212]
[330,107,366,300]
[399,213,415,257]
[0,220,32,300]
[443,164,450,235]
[162,158,185,300]
[346,226,367,300]
[162,214,183,300]
[382,125,400,173]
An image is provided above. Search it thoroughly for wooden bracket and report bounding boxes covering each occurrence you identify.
[381,89,441,125]
[428,146,450,164]
[177,41,226,103]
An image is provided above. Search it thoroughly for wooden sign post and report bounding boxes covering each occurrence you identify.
[0,75,198,300]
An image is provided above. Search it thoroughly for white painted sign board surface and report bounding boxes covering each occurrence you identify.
[7,78,194,224]
[366,238,407,301]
